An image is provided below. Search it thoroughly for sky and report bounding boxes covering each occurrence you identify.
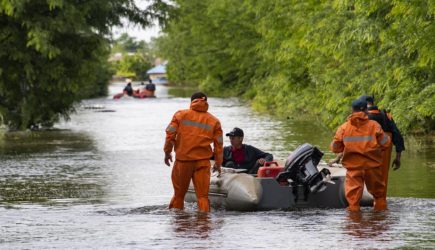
[112,0,162,42]
[112,24,161,42]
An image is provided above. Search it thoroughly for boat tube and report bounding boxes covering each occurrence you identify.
[185,143,374,211]
[113,90,155,99]
[132,90,155,99]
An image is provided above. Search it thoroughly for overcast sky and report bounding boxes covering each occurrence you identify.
[112,24,161,42]
[112,0,162,42]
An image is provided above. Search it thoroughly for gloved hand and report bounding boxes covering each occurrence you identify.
[392,153,401,171]
[392,158,401,170]
[164,153,173,166]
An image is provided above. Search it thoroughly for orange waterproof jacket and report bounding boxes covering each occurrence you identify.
[330,112,391,169]
[164,98,224,166]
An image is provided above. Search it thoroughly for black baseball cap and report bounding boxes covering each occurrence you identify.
[226,127,244,137]
[191,92,207,101]
[359,95,374,104]
[352,99,367,111]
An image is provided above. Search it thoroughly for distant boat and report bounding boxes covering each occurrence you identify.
[113,90,156,99]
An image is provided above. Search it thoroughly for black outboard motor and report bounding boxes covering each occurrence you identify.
[276,143,331,193]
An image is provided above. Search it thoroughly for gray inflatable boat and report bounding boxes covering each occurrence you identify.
[185,143,373,211]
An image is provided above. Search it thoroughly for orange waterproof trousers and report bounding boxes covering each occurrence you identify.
[380,132,393,201]
[169,160,211,212]
[345,167,386,212]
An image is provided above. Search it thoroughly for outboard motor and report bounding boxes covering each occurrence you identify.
[276,143,331,193]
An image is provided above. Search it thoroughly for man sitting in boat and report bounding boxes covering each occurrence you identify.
[145,79,156,92]
[223,127,273,174]
[123,82,134,96]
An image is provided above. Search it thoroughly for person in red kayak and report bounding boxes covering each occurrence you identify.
[145,79,156,92]
[123,82,133,96]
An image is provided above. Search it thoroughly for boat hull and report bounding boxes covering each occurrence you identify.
[112,90,155,99]
[185,165,373,211]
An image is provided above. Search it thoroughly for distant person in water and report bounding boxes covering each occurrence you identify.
[146,79,156,92]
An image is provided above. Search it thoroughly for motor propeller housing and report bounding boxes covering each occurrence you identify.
[276,143,331,193]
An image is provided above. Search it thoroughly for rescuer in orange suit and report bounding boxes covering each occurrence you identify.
[359,95,405,205]
[330,99,391,212]
[164,92,223,212]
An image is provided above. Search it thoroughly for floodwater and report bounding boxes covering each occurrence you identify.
[0,84,434,249]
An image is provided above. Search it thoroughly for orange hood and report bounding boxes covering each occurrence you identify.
[348,112,369,127]
[190,98,209,112]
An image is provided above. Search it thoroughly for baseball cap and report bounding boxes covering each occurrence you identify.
[359,95,374,104]
[352,99,367,111]
[226,127,244,137]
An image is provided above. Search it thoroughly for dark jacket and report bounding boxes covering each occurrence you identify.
[223,144,273,174]
[123,84,133,96]
[145,83,156,91]
[368,106,405,152]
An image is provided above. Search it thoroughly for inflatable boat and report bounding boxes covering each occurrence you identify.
[113,90,155,99]
[185,143,373,211]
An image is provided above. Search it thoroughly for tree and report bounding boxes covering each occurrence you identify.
[112,33,142,53]
[158,0,263,93]
[114,54,152,80]
[110,33,156,80]
[158,0,435,133]
[0,0,170,130]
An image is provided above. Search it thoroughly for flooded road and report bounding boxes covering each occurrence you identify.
[1,84,434,249]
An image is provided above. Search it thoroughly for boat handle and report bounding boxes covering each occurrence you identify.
[263,161,280,167]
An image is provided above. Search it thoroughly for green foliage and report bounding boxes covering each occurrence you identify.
[112,33,143,53]
[114,53,152,80]
[159,0,434,134]
[110,33,154,80]
[0,0,164,130]
[157,0,265,93]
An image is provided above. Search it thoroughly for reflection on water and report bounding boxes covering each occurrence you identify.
[0,130,95,155]
[345,211,391,239]
[0,130,105,203]
[170,211,214,239]
[0,84,434,249]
